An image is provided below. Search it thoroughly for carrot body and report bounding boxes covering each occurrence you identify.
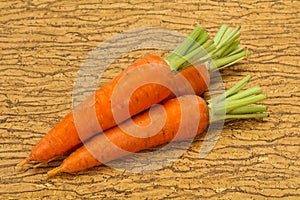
[48,95,209,175]
[25,55,210,163]
[48,75,270,176]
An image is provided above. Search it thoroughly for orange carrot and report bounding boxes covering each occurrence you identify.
[18,25,249,166]
[47,75,268,176]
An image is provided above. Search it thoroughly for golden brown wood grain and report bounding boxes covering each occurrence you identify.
[0,0,299,199]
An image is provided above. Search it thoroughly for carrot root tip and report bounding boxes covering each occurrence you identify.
[33,162,45,169]
[47,166,63,178]
[34,156,60,168]
[17,156,32,167]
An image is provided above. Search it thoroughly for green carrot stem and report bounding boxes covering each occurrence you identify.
[169,39,215,71]
[211,113,268,122]
[213,24,228,46]
[208,75,251,103]
[166,28,211,71]
[196,30,210,45]
[219,28,233,46]
[226,86,261,101]
[217,26,240,48]
[211,51,250,70]
[187,30,209,53]
[220,40,240,57]
[225,113,269,119]
[223,94,267,113]
[229,105,268,114]
[173,26,203,56]
[165,26,203,66]
[227,46,243,56]
[213,39,239,58]
[223,75,251,97]
[202,40,215,50]
[181,40,217,70]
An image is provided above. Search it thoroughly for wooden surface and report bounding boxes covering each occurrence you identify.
[1,0,299,199]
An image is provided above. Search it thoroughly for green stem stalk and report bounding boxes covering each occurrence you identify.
[225,113,269,119]
[209,75,268,123]
[172,26,204,57]
[211,51,251,71]
[208,75,251,104]
[213,24,228,46]
[229,105,268,114]
[222,94,267,113]
[226,86,262,101]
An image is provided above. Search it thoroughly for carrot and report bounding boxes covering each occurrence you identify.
[48,75,268,176]
[18,25,250,166]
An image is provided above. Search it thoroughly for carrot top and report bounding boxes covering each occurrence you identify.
[165,25,250,72]
[208,75,269,122]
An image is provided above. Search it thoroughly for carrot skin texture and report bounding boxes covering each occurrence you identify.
[29,55,210,162]
[53,95,209,174]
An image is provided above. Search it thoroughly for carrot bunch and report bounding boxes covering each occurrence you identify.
[17,24,255,175]
[47,75,268,176]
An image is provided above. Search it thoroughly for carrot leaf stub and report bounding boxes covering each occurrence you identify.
[208,75,269,123]
[164,24,250,73]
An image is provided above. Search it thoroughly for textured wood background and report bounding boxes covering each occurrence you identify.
[0,0,299,199]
